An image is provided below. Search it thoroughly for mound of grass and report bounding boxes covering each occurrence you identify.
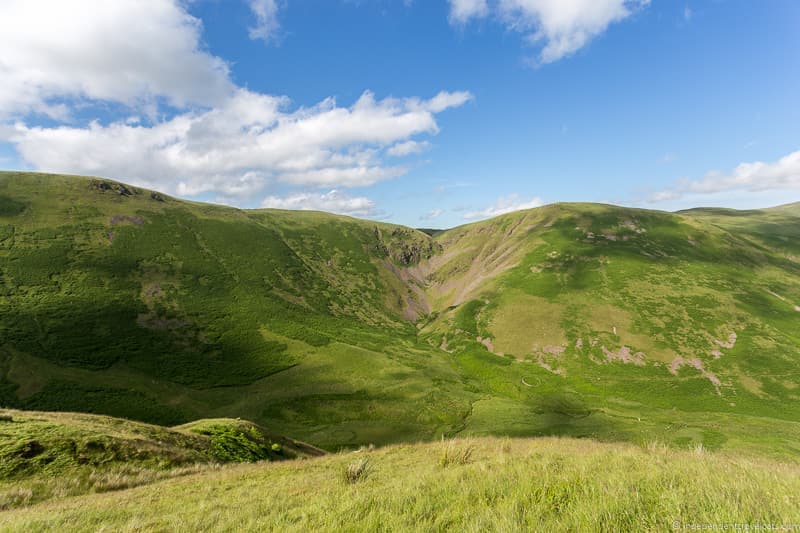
[0,409,322,510]
[177,418,321,463]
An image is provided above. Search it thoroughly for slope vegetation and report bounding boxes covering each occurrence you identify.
[2,171,800,458]
[0,172,460,449]
[2,436,799,531]
[0,408,322,509]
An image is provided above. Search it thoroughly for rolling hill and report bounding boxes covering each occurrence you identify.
[1,170,800,459]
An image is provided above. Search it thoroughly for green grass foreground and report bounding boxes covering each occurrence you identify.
[3,171,800,529]
[1,436,799,531]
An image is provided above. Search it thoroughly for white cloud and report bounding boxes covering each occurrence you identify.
[261,189,379,217]
[277,166,408,188]
[9,89,471,199]
[422,90,474,113]
[649,149,800,203]
[448,0,649,64]
[463,193,544,219]
[501,0,650,64]
[1,0,473,207]
[0,0,233,118]
[420,208,444,221]
[448,0,490,24]
[248,0,282,43]
[387,140,430,157]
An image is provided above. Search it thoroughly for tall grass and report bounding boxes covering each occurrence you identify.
[341,457,372,484]
[439,438,474,467]
[4,436,799,531]
[0,464,218,511]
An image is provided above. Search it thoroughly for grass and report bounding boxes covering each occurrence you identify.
[2,171,800,463]
[1,436,799,531]
[439,438,474,467]
[342,457,372,484]
[2,171,800,526]
[0,171,467,449]
[0,409,322,510]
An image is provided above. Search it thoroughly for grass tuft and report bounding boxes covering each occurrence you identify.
[439,438,475,467]
[342,457,372,484]
[693,442,706,455]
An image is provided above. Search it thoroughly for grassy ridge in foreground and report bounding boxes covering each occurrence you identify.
[1,436,799,531]
[0,409,322,509]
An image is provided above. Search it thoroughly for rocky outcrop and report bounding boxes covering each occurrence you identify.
[373,226,442,266]
[90,180,138,196]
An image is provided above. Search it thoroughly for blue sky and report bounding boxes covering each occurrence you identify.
[1,0,799,227]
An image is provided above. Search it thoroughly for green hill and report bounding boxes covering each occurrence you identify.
[2,170,800,459]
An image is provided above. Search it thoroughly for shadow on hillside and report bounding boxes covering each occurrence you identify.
[1,294,298,427]
[528,393,626,441]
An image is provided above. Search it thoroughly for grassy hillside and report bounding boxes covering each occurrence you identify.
[2,171,800,459]
[2,436,799,531]
[0,408,322,509]
[418,201,800,456]
[0,171,467,449]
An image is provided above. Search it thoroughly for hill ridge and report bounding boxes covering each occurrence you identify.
[7,169,798,229]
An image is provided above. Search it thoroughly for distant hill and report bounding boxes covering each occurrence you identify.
[2,171,800,458]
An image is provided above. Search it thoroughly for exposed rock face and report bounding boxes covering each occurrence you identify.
[90,180,137,196]
[669,357,722,389]
[601,346,646,366]
[373,226,442,266]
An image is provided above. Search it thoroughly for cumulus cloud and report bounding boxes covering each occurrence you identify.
[447,0,649,64]
[0,0,233,118]
[649,149,800,203]
[1,0,472,209]
[248,0,282,43]
[9,89,470,199]
[422,90,474,112]
[261,189,379,218]
[448,0,490,24]
[463,193,544,219]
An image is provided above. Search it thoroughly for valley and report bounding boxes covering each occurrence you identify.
[2,171,799,459]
